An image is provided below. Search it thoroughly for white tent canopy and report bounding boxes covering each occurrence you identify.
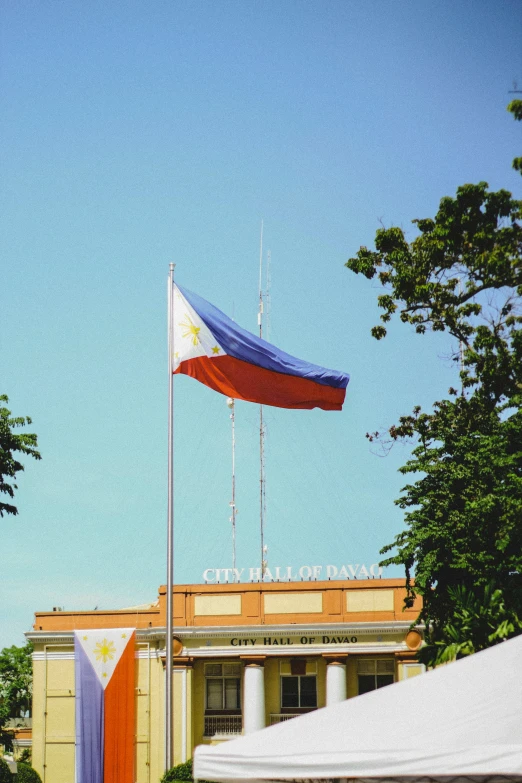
[194,633,522,783]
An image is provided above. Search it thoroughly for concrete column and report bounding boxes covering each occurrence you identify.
[243,661,265,734]
[326,660,347,706]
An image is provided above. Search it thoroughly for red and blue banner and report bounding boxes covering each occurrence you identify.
[75,629,135,783]
[172,284,350,410]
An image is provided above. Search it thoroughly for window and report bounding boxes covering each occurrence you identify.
[357,659,394,694]
[279,660,317,710]
[205,663,241,712]
[281,675,317,709]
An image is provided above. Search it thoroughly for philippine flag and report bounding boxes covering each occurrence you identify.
[172,284,350,411]
[75,629,136,783]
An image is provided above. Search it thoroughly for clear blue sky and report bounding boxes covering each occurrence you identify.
[1,0,521,650]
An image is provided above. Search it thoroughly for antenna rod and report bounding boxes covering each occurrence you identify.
[258,221,266,579]
[227,397,237,578]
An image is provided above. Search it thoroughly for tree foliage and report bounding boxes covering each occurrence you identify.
[16,763,42,783]
[0,642,33,729]
[346,176,522,665]
[508,99,522,173]
[161,760,194,782]
[0,759,12,783]
[160,759,211,783]
[0,396,40,518]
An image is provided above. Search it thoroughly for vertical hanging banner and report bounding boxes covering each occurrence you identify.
[75,629,136,783]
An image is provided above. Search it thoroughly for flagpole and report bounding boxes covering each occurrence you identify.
[166,262,175,771]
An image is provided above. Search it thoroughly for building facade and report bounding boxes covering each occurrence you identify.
[28,579,424,783]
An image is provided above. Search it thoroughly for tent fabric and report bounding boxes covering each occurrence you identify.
[193,634,522,783]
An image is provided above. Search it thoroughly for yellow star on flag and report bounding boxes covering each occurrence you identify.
[179,315,201,346]
[211,346,220,354]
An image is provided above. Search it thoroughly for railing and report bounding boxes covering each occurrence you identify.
[204,715,242,737]
[270,713,301,725]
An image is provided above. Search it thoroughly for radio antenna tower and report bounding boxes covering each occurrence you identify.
[227,397,237,579]
[258,221,269,579]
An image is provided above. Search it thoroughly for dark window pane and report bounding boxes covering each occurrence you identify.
[358,675,376,695]
[300,676,317,708]
[376,674,394,689]
[282,677,299,708]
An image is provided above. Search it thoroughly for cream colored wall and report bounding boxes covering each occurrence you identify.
[31,658,45,779]
[194,595,242,616]
[136,645,152,783]
[263,593,323,614]
[148,651,165,782]
[32,647,76,783]
[346,589,394,612]
[31,643,169,783]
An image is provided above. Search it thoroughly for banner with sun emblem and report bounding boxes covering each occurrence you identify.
[75,629,136,783]
[172,283,350,411]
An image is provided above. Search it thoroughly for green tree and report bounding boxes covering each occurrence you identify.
[16,763,42,783]
[0,396,40,518]
[0,642,33,739]
[346,178,522,666]
[0,759,12,783]
[507,98,522,173]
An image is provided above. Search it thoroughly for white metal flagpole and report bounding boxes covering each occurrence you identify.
[165,262,175,771]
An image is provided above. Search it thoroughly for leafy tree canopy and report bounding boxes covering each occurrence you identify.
[508,99,522,173]
[346,176,522,666]
[0,759,12,783]
[16,763,42,783]
[0,642,33,729]
[0,396,40,518]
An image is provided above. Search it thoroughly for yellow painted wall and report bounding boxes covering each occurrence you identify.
[346,655,358,699]
[31,659,45,779]
[316,658,327,708]
[264,658,279,721]
[31,643,168,783]
[32,644,426,783]
[148,649,166,783]
[192,660,206,749]
[33,650,76,783]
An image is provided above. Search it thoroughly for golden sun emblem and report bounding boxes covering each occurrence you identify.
[179,315,201,346]
[94,639,116,663]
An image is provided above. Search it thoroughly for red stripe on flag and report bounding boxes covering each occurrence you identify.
[103,633,135,783]
[175,355,346,410]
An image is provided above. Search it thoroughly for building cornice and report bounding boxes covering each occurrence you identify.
[171,620,419,637]
[27,620,422,648]
[26,627,167,645]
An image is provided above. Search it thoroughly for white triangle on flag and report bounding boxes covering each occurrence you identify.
[172,285,226,371]
[75,629,134,690]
